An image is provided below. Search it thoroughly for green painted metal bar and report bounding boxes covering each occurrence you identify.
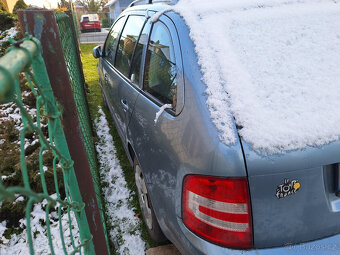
[0,40,37,103]
[17,9,110,255]
[54,12,112,255]
[0,34,96,254]
[29,35,96,254]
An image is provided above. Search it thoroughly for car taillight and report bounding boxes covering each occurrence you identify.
[182,175,253,249]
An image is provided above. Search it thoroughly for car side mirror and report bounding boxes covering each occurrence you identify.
[92,45,102,58]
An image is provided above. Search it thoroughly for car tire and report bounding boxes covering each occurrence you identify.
[134,159,168,243]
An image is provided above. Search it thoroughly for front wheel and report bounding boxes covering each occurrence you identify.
[134,159,167,243]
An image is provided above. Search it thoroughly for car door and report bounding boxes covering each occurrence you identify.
[127,14,185,223]
[113,14,148,139]
[100,16,126,137]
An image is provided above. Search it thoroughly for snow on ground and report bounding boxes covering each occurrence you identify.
[94,107,145,255]
[0,27,18,43]
[0,100,41,151]
[0,82,80,254]
[173,0,340,153]
[0,195,81,255]
[0,101,37,131]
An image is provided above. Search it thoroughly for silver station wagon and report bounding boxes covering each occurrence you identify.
[93,0,340,254]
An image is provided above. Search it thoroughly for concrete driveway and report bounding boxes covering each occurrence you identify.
[146,244,181,255]
[79,29,109,44]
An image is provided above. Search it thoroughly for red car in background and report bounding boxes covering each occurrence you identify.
[80,14,101,33]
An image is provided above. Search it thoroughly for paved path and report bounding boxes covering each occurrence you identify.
[79,29,109,44]
[146,244,182,255]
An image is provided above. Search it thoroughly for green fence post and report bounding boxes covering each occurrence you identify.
[31,36,96,254]
[0,34,96,254]
[17,9,110,255]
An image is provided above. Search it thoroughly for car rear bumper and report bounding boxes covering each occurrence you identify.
[80,22,101,31]
[175,216,340,255]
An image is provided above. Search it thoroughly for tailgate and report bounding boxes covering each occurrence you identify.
[242,140,340,248]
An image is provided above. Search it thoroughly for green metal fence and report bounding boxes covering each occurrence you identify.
[54,11,111,253]
[0,34,95,254]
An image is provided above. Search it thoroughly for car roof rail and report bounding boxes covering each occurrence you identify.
[128,0,177,8]
[128,0,150,8]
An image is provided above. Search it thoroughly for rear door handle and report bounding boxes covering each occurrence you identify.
[104,74,109,83]
[121,98,129,111]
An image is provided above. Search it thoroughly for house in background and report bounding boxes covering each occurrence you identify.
[2,0,17,12]
[73,0,87,26]
[73,0,87,16]
[104,0,133,21]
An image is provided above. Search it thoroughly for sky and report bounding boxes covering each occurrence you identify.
[25,0,59,9]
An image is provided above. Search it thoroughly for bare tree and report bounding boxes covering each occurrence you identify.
[58,0,71,9]
[77,0,107,12]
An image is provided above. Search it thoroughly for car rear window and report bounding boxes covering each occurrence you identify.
[143,22,177,108]
[81,14,99,22]
[174,1,340,153]
[115,15,146,77]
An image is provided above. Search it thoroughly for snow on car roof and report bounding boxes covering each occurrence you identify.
[173,0,340,153]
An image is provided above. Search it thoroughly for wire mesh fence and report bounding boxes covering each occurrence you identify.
[54,11,111,253]
[0,35,95,254]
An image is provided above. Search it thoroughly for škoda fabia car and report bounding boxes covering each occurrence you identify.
[93,0,340,254]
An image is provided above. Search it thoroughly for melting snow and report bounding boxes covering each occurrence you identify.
[0,195,81,255]
[173,0,340,153]
[151,8,172,23]
[154,104,172,124]
[15,196,24,202]
[94,107,145,255]
[0,27,18,44]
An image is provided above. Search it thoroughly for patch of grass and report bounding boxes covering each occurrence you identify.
[80,43,158,249]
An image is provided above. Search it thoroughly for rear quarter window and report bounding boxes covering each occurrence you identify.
[143,21,178,109]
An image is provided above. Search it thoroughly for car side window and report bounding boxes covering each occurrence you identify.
[129,24,148,86]
[143,22,177,109]
[104,17,125,64]
[115,15,146,77]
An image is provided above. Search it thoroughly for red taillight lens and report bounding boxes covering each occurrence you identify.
[182,175,253,249]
